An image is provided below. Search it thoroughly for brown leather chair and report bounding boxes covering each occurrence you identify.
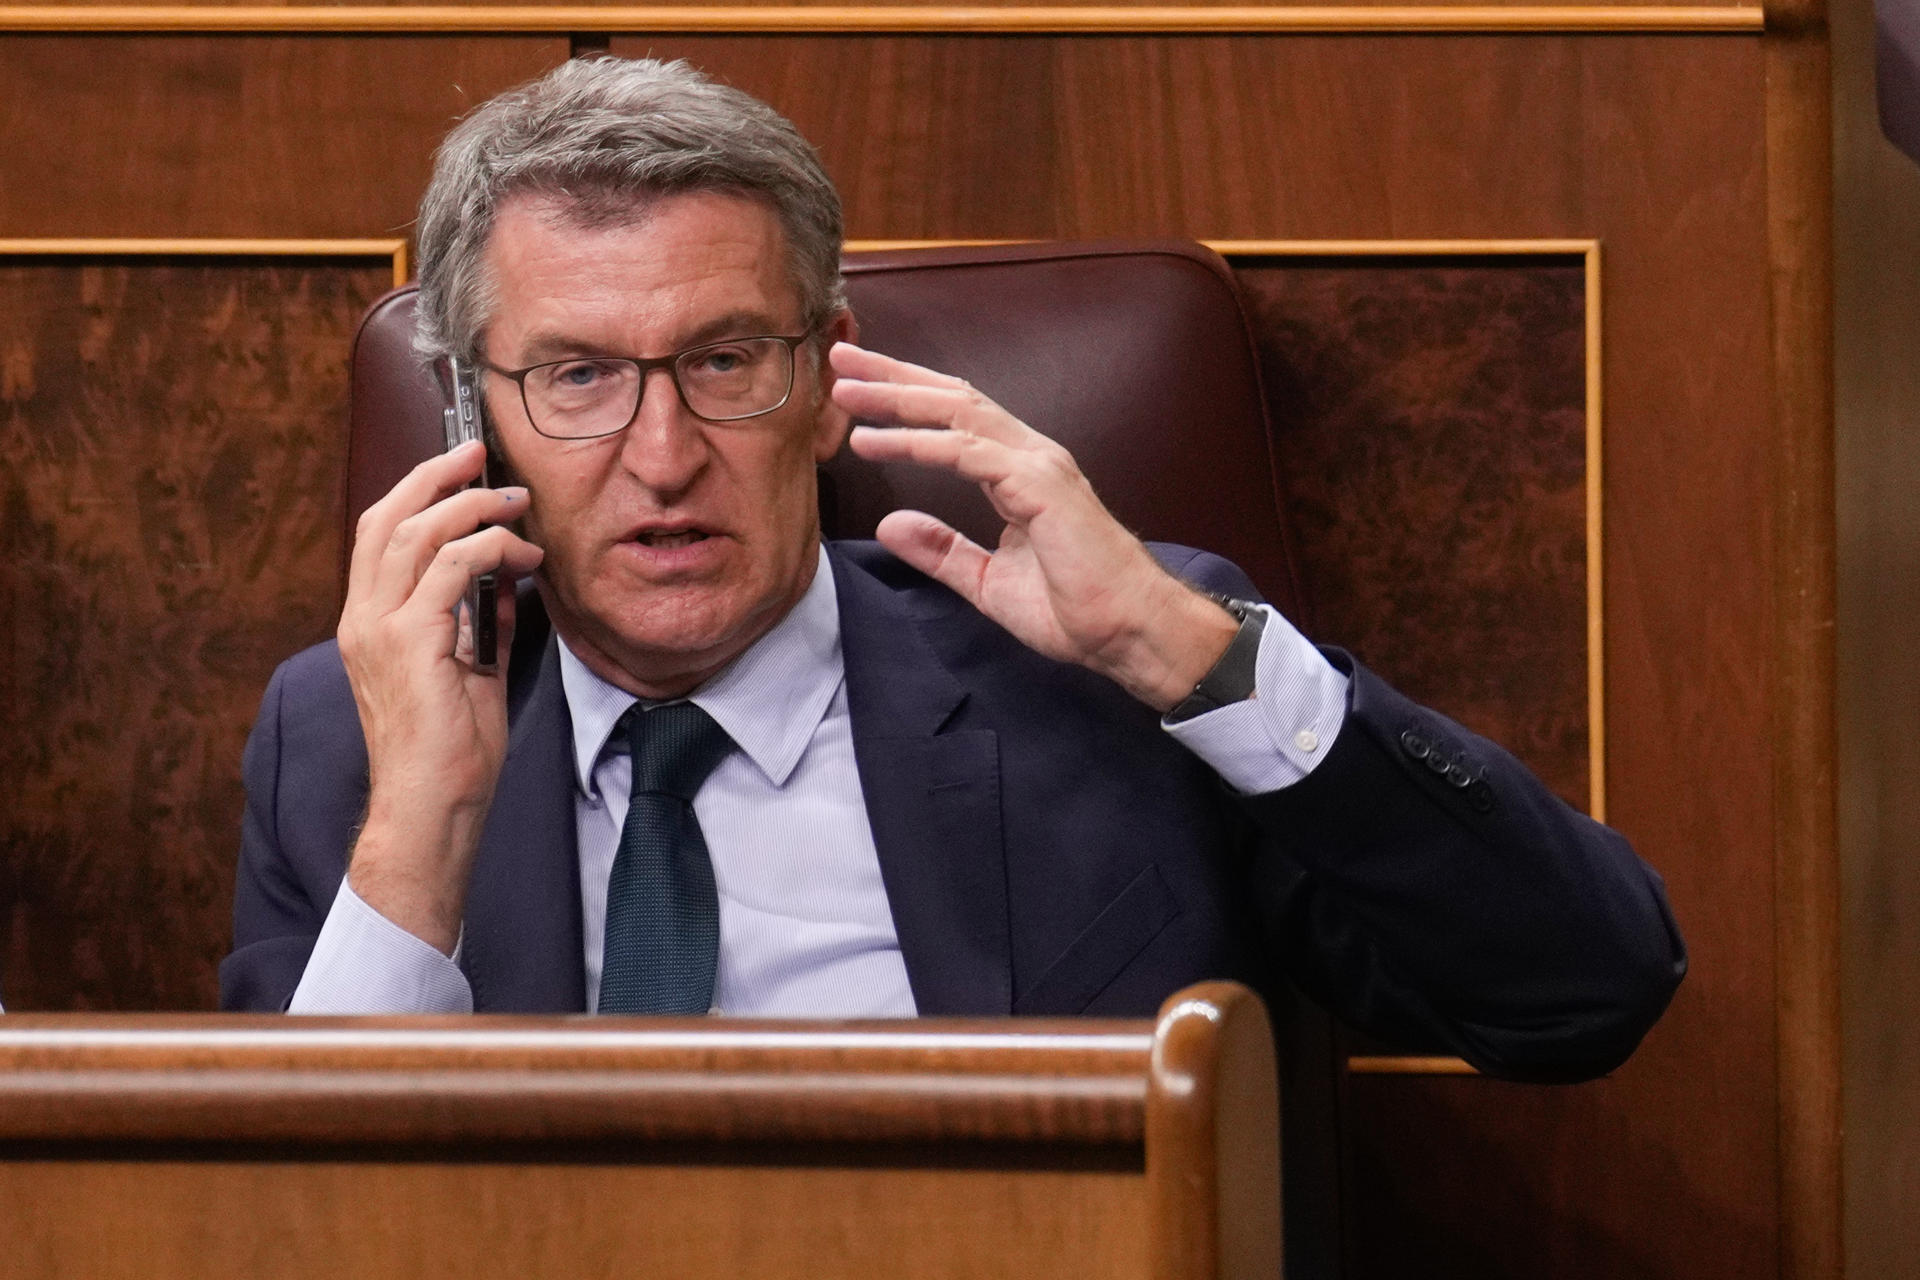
[345,238,1339,1277]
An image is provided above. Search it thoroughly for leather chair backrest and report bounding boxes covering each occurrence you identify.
[345,239,1303,617]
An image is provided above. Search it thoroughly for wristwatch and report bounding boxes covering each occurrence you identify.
[1165,595,1266,724]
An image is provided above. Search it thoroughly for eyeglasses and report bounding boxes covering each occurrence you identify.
[481,334,813,440]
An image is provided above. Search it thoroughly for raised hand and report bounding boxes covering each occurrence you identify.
[829,343,1236,712]
[335,440,545,952]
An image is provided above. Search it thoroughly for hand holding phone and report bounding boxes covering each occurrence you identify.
[334,393,541,956]
[443,356,500,673]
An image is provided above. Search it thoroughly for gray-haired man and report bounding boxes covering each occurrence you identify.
[223,57,1684,1087]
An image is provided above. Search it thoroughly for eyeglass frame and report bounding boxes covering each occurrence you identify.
[475,330,821,440]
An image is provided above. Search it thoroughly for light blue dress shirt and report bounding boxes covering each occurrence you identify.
[289,547,1348,1015]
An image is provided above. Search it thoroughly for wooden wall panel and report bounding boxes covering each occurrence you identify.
[0,36,566,238]
[0,21,1829,1280]
[0,256,394,1010]
[1832,0,1920,1273]
[1238,256,1590,812]
[1,1159,1149,1280]
[0,32,566,1011]
[1344,1073,1774,1278]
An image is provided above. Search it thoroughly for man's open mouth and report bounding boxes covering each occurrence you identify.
[634,530,712,549]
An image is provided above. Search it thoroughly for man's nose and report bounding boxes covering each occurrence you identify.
[618,366,709,493]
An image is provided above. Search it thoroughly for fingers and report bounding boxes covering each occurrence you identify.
[346,523,540,673]
[346,441,538,620]
[847,424,1017,485]
[830,344,1029,447]
[348,441,488,606]
[849,422,1082,528]
[362,484,533,616]
[873,510,993,604]
[831,338,1099,535]
[829,341,970,391]
[402,525,544,628]
[833,381,1021,444]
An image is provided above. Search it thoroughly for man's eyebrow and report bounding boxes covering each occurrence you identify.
[514,309,799,365]
[515,333,619,364]
[680,308,798,346]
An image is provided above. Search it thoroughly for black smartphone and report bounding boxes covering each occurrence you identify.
[443,355,499,674]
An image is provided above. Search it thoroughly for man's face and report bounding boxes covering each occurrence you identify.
[479,189,853,697]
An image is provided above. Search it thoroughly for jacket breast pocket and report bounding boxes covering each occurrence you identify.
[1013,863,1182,1014]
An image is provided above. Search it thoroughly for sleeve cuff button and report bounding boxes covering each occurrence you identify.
[1294,729,1320,752]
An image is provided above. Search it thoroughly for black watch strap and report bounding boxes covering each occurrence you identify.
[1165,596,1267,724]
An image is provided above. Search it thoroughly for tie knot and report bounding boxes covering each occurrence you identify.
[624,702,733,800]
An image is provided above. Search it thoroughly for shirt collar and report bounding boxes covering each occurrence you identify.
[557,544,844,796]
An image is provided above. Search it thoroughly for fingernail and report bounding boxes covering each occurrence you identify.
[498,486,529,503]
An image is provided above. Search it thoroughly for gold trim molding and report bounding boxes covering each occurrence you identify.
[0,4,1765,34]
[0,238,410,287]
[1348,1055,1481,1075]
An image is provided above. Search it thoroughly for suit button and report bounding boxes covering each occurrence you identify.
[1400,730,1430,759]
[1445,764,1473,788]
[1425,752,1452,775]
[1467,779,1495,812]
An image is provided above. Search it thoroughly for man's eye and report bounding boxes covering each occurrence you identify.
[688,347,751,375]
[549,360,617,388]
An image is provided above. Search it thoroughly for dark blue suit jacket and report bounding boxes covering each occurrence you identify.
[222,541,1684,1081]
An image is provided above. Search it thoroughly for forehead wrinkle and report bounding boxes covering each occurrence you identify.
[484,195,807,368]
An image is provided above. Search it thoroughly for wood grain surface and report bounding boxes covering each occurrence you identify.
[0,36,566,238]
[0,257,394,1010]
[0,1159,1151,1280]
[1145,983,1281,1280]
[1831,0,1920,1276]
[0,22,1829,1280]
[0,987,1282,1280]
[0,3,1772,32]
[1344,1071,1773,1277]
[0,1014,1155,1143]
[1239,256,1591,811]
[1766,18,1841,1280]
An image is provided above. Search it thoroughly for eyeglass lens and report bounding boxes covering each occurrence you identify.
[521,337,796,437]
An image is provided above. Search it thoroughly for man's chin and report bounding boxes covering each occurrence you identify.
[556,587,769,696]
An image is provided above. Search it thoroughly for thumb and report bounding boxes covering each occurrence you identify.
[874,510,992,605]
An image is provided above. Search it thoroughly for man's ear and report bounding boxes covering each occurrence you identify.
[812,307,859,462]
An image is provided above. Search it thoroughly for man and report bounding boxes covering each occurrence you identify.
[222,56,1683,1081]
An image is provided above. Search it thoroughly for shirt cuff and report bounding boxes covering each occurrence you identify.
[287,879,474,1014]
[1164,604,1350,795]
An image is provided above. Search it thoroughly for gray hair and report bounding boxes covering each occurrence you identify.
[413,56,846,364]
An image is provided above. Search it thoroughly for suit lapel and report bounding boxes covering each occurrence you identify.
[830,547,1012,1016]
[460,637,587,1012]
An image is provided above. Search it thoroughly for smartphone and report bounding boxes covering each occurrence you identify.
[443,355,499,673]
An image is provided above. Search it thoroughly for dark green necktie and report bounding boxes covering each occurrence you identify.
[598,702,734,1014]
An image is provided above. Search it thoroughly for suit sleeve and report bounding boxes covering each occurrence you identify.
[1164,547,1687,1082]
[219,661,329,1011]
